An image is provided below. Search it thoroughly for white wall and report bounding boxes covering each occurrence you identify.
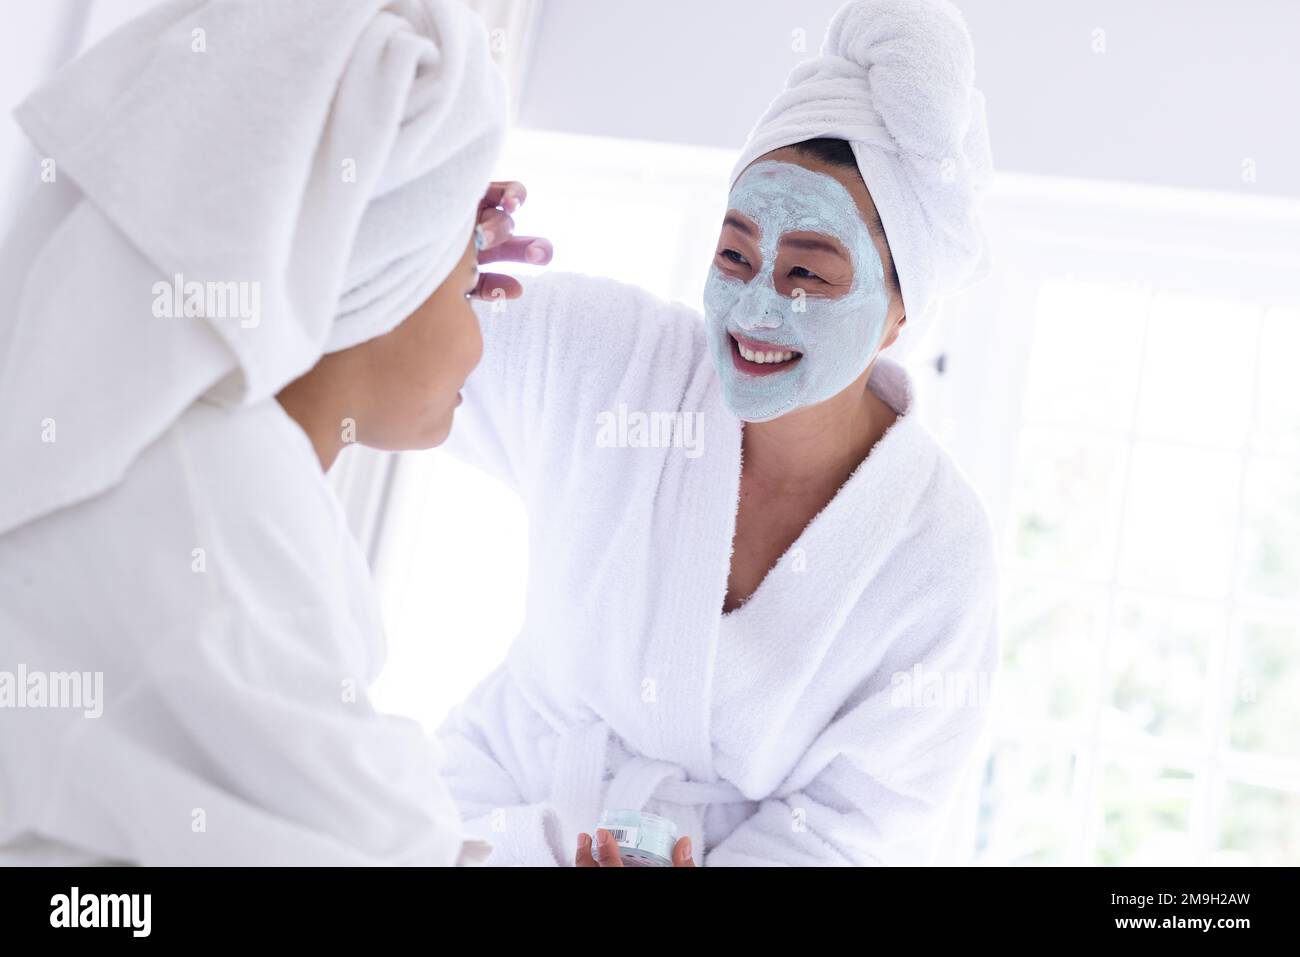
[8,0,1298,221]
[0,0,85,226]
[0,0,166,226]
[520,0,1300,198]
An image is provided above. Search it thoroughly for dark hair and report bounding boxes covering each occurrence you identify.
[789,136,858,169]
[787,137,901,297]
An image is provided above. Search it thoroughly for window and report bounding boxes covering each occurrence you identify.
[970,177,1300,866]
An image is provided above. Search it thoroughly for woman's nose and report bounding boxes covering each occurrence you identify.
[735,305,784,331]
[732,279,786,331]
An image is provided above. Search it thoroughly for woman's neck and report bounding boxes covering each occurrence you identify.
[741,367,894,490]
[276,373,348,472]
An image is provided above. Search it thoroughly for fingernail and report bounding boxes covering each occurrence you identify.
[596,829,608,847]
[577,833,587,850]
[525,243,545,264]
[682,837,692,860]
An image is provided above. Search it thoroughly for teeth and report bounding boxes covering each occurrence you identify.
[738,342,797,364]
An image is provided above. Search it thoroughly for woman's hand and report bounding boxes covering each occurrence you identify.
[472,181,554,302]
[575,830,696,867]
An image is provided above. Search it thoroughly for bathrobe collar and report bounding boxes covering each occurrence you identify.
[710,357,939,755]
[647,355,937,779]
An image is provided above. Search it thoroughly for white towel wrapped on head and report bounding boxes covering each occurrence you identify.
[0,0,505,534]
[730,0,994,353]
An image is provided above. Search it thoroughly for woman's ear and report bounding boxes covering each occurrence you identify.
[880,311,906,351]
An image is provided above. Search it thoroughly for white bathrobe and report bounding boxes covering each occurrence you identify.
[0,394,491,866]
[0,395,488,866]
[438,272,1000,866]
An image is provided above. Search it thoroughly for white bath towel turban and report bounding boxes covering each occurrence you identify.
[0,0,506,533]
[729,0,995,353]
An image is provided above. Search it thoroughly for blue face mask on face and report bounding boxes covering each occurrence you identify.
[702,160,891,423]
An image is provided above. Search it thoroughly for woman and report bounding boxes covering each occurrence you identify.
[0,0,524,865]
[439,0,999,866]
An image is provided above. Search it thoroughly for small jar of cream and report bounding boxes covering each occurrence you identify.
[591,809,679,867]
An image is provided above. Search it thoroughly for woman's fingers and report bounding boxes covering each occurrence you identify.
[574,830,624,867]
[471,272,523,302]
[478,236,553,266]
[474,207,515,250]
[575,832,599,867]
[575,830,694,868]
[479,180,527,214]
[672,836,696,867]
[473,181,552,282]
[593,829,625,867]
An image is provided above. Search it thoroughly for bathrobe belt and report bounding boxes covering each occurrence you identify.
[549,721,749,855]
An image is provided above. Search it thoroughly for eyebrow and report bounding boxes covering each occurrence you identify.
[723,214,757,237]
[782,235,849,257]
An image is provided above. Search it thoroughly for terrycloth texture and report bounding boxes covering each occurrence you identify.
[0,389,490,865]
[438,272,1000,865]
[730,0,994,355]
[0,0,505,535]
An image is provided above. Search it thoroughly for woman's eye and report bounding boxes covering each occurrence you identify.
[789,266,822,282]
[720,249,750,267]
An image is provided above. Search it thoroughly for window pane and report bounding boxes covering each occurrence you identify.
[373,451,528,730]
[1238,453,1300,600]
[1116,441,1240,599]
[1001,581,1106,729]
[1103,593,1218,742]
[1252,305,1300,457]
[1021,277,1147,429]
[1229,615,1300,756]
[976,742,1076,865]
[1096,762,1196,865]
[1215,782,1300,866]
[1010,427,1128,579]
[1133,292,1258,449]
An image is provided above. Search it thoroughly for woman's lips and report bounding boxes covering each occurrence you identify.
[729,332,803,377]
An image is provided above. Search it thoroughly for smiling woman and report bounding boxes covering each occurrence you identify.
[433,0,1001,868]
[704,150,902,422]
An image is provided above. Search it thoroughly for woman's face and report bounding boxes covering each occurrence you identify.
[702,150,900,422]
[340,232,483,451]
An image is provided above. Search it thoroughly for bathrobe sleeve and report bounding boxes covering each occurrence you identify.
[705,511,1001,867]
[69,610,491,867]
[436,272,705,865]
[0,401,488,867]
[444,271,697,494]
